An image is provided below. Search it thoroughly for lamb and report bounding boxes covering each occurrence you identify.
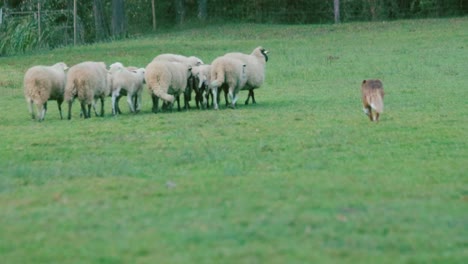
[23,62,68,121]
[153,53,204,109]
[145,60,192,113]
[191,64,212,109]
[224,46,269,105]
[64,61,111,119]
[108,62,146,115]
[209,56,247,110]
[361,79,385,122]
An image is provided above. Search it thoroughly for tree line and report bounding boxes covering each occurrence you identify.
[0,0,466,55]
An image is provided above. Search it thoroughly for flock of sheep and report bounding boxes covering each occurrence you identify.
[23,46,269,121]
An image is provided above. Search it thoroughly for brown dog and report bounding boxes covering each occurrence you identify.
[361,79,384,122]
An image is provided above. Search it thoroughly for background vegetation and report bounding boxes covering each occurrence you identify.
[0,17,467,263]
[0,0,467,55]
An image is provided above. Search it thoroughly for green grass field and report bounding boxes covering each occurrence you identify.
[0,18,467,263]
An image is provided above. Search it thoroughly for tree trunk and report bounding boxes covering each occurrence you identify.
[197,0,207,21]
[93,0,109,41]
[334,0,340,23]
[112,0,126,38]
[174,0,185,25]
[151,0,156,31]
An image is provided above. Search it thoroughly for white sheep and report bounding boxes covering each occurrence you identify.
[64,61,111,119]
[153,53,204,109]
[224,46,269,105]
[209,56,247,110]
[108,62,146,115]
[145,60,192,113]
[191,64,212,109]
[23,62,68,121]
[152,53,204,67]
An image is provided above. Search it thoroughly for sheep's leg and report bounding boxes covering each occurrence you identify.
[115,95,122,114]
[126,95,135,113]
[80,101,88,119]
[184,92,190,111]
[28,100,35,120]
[211,87,219,110]
[57,99,63,120]
[67,101,73,120]
[250,90,256,104]
[151,94,159,113]
[228,87,238,109]
[37,103,45,122]
[40,102,48,121]
[175,94,181,112]
[99,97,105,117]
[224,89,229,107]
[136,93,142,113]
[111,93,118,115]
[245,89,256,105]
[133,94,139,113]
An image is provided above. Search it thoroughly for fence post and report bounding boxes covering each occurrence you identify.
[38,1,41,43]
[73,0,77,45]
[334,0,340,24]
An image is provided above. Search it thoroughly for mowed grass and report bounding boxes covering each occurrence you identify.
[0,18,467,263]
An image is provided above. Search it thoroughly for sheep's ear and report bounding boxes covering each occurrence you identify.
[362,80,367,84]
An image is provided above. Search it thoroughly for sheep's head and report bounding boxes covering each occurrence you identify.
[260,47,269,62]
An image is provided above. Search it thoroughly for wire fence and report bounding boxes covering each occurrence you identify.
[0,0,467,55]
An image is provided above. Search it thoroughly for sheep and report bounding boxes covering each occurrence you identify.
[209,56,247,110]
[224,46,269,105]
[191,64,212,109]
[108,62,146,115]
[153,53,204,109]
[361,79,385,122]
[152,54,204,67]
[145,60,192,113]
[23,62,68,121]
[64,61,111,119]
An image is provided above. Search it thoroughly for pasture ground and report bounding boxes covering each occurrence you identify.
[0,18,467,263]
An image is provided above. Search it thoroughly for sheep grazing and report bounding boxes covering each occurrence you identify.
[209,56,247,110]
[224,46,269,105]
[153,53,204,109]
[145,60,192,113]
[23,62,68,121]
[109,62,146,115]
[361,79,385,122]
[191,64,212,109]
[64,61,111,119]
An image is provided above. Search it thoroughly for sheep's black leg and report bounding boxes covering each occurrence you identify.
[251,90,256,104]
[57,99,63,120]
[184,92,190,111]
[176,95,181,112]
[68,101,73,120]
[99,97,104,117]
[133,95,138,113]
[116,95,122,114]
[80,102,87,119]
[151,94,158,113]
[87,104,92,118]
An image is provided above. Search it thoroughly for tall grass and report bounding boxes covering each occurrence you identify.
[0,18,467,263]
